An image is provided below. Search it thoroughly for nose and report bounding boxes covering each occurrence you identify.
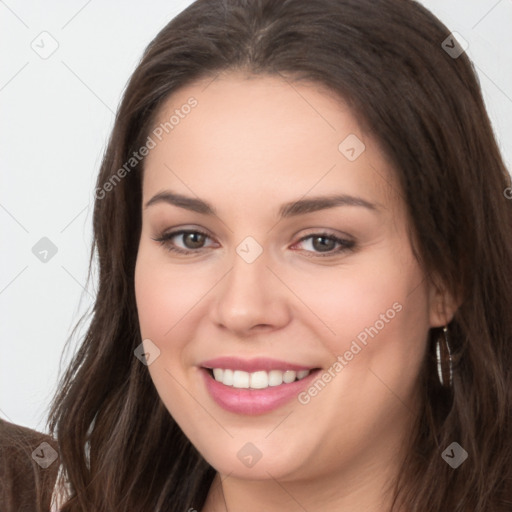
[209,248,292,337]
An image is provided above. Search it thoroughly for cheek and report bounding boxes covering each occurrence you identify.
[287,251,423,335]
[135,263,173,341]
[134,250,206,420]
[134,246,209,342]
[286,247,430,387]
[134,244,223,405]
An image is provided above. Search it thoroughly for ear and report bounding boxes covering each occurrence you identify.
[427,280,459,327]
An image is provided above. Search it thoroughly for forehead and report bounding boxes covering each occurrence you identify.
[142,72,400,213]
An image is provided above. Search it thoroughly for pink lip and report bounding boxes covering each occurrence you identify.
[200,366,320,416]
[200,356,314,373]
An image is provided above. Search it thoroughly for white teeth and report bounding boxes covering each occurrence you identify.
[297,370,310,379]
[283,370,297,383]
[211,368,312,389]
[223,369,233,386]
[250,371,268,389]
[268,370,283,387]
[233,370,250,388]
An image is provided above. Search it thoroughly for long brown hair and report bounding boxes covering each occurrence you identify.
[48,0,512,510]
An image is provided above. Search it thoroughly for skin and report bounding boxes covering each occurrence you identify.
[134,72,456,512]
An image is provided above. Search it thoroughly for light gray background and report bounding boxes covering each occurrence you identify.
[1,0,511,432]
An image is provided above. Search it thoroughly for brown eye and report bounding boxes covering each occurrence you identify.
[293,232,355,257]
[152,229,215,255]
[311,235,337,252]
[182,231,207,249]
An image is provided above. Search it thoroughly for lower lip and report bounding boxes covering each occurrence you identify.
[201,368,320,415]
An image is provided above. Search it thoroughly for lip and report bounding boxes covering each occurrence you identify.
[200,356,314,373]
[200,364,321,415]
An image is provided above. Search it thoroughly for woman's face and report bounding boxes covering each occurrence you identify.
[135,72,448,484]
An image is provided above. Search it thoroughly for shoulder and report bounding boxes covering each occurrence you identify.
[0,418,59,512]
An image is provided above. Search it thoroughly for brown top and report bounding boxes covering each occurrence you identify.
[0,418,59,512]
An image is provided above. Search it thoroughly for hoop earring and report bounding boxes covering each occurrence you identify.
[436,326,453,387]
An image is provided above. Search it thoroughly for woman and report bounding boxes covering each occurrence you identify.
[49,0,512,510]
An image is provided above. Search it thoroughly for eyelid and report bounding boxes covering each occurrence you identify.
[295,228,354,243]
[152,227,355,257]
[152,227,216,253]
[291,231,355,257]
[154,225,214,240]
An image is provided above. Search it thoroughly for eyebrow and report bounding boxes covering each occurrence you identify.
[144,190,380,217]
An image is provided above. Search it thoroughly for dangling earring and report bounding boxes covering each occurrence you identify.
[436,326,453,387]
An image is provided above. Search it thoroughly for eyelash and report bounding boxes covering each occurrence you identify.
[152,229,356,258]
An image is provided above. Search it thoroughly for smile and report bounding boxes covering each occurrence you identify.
[210,368,311,389]
[199,357,321,415]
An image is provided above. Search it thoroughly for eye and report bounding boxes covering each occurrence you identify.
[152,229,216,254]
[292,232,355,257]
[152,229,355,258]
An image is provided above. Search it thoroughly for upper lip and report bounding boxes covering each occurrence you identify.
[200,356,317,373]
